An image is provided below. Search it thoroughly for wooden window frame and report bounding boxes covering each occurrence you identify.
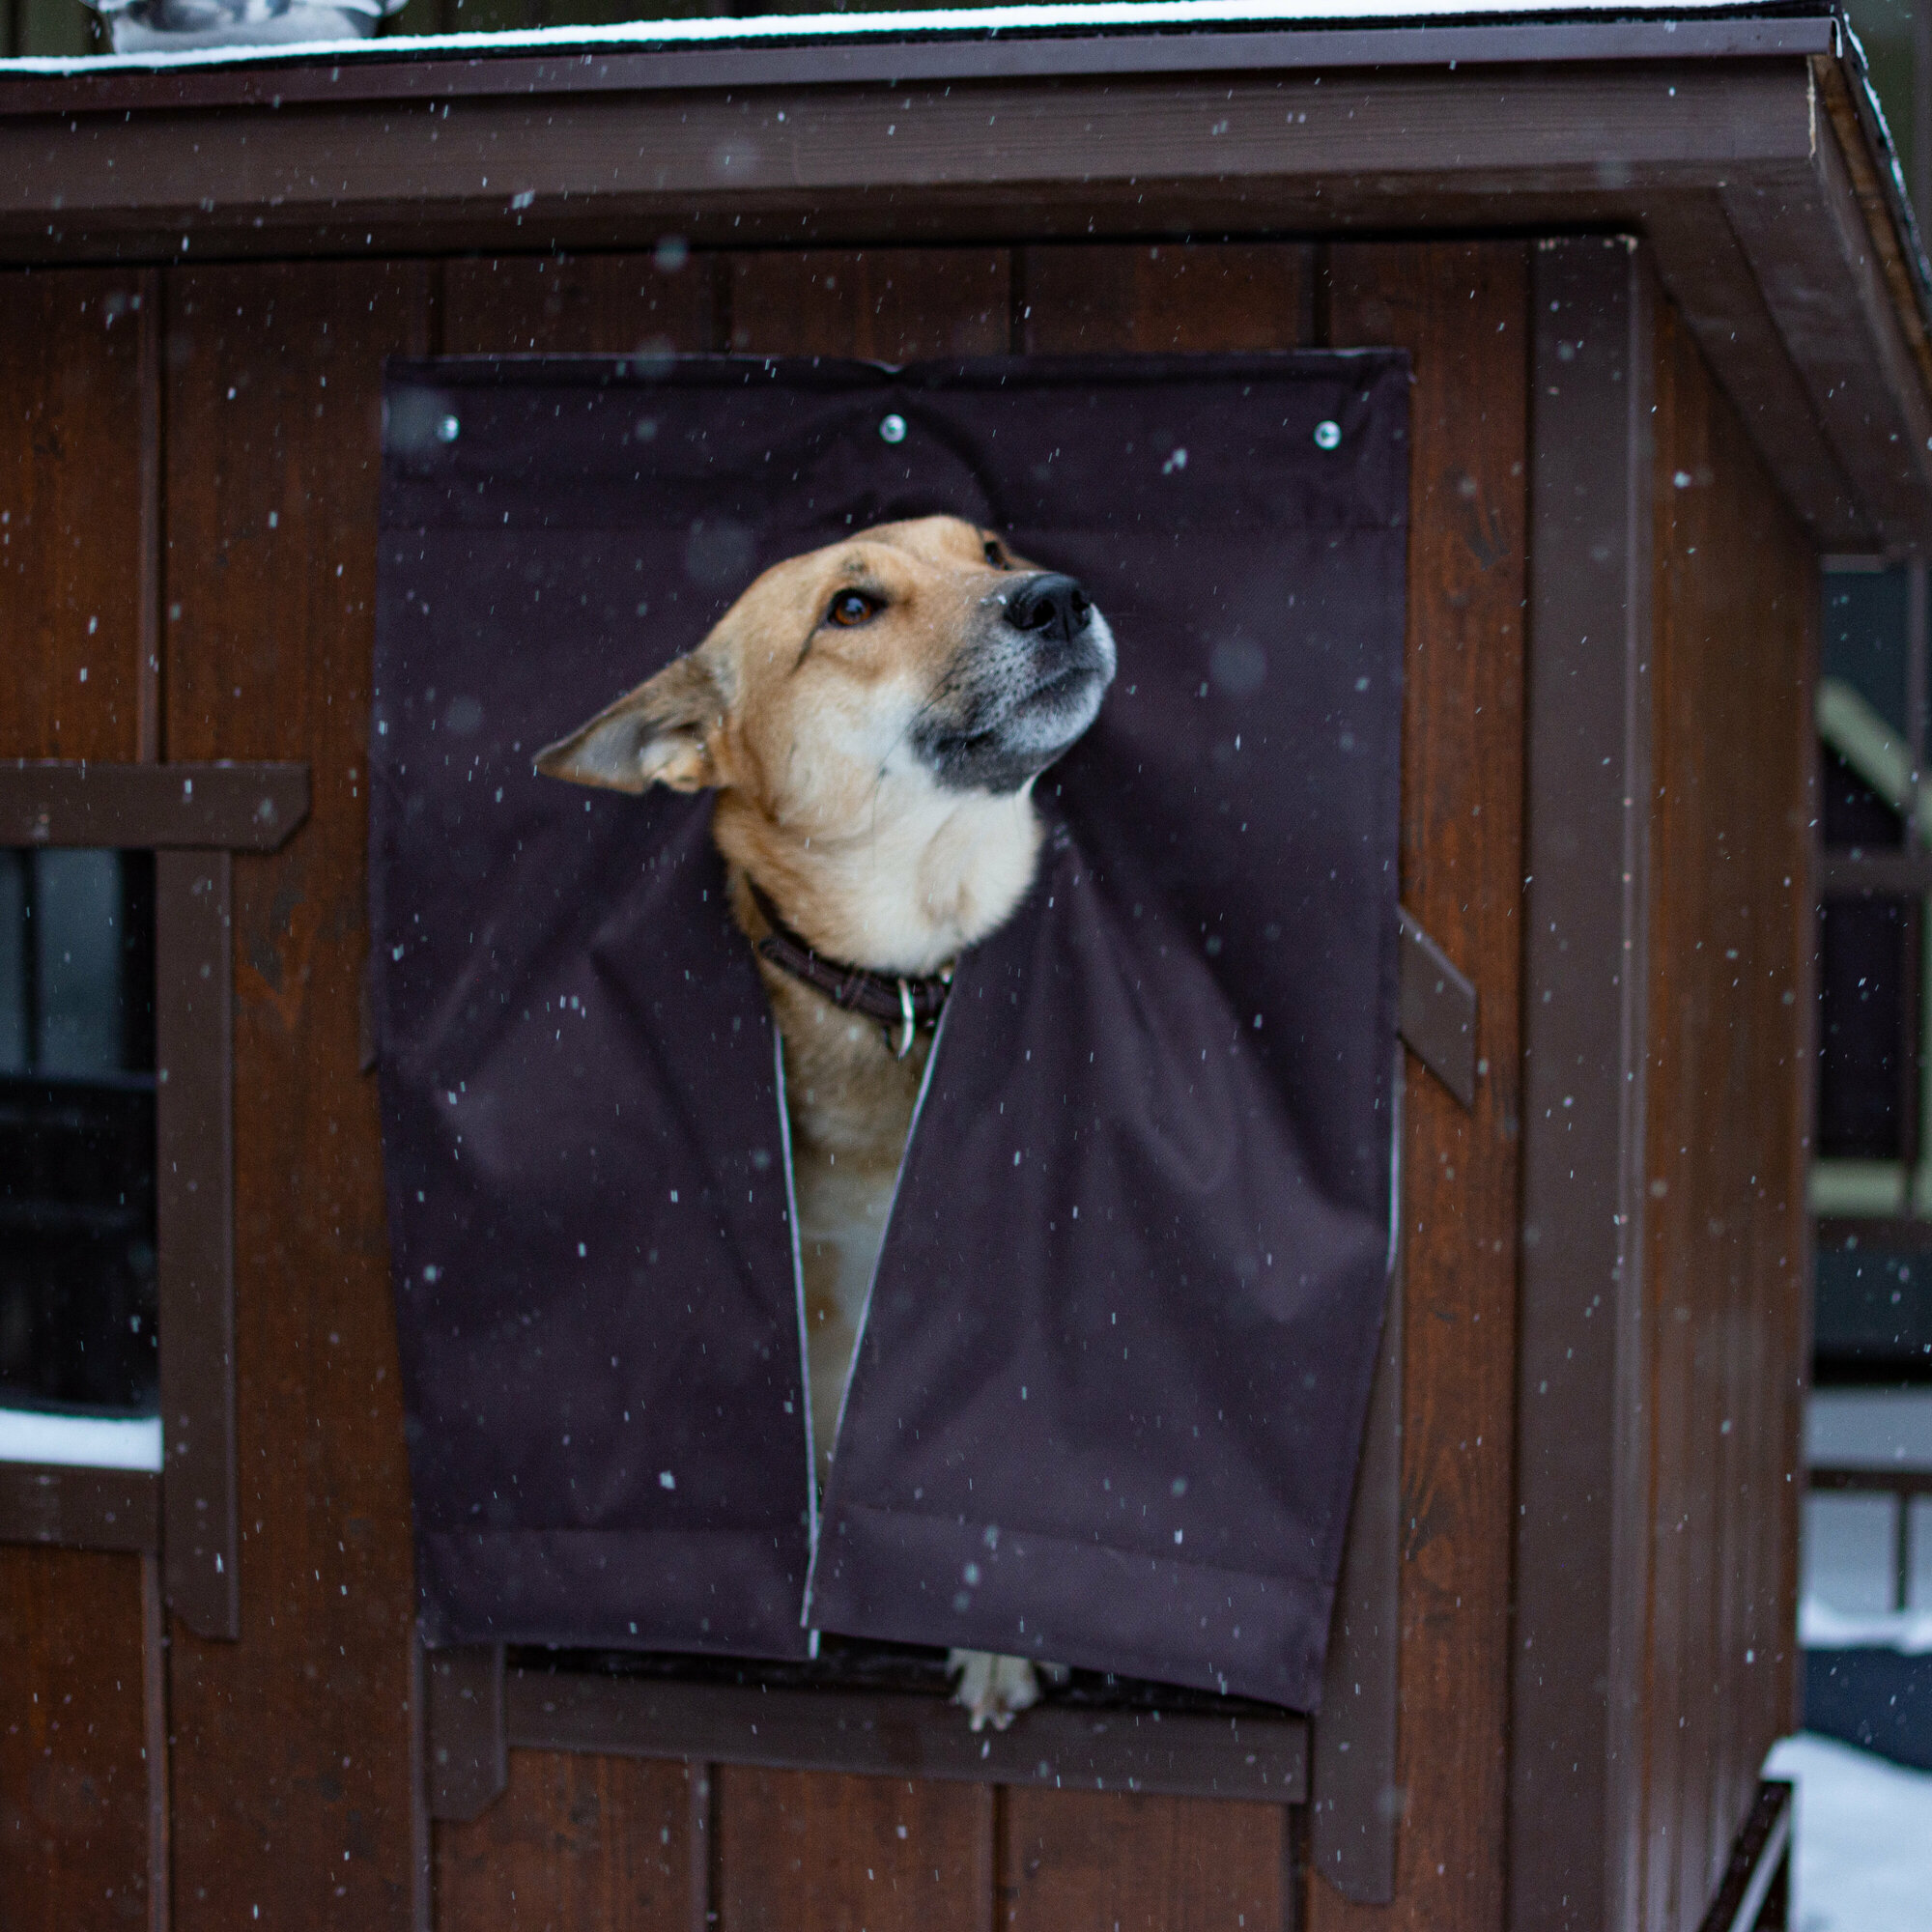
[0,758,308,1639]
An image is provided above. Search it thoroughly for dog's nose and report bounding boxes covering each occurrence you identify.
[1004,574,1093,642]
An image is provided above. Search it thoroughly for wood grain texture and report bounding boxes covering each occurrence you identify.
[0,1548,154,1931]
[0,269,147,758]
[1638,298,1812,1932]
[999,1788,1284,1931]
[1019,242,1315,353]
[716,1768,992,1932]
[1508,238,1657,1932]
[434,1751,694,1931]
[141,1554,170,1932]
[1318,242,1529,1932]
[159,261,430,1932]
[439,251,720,356]
[728,249,1010,358]
[0,265,158,1931]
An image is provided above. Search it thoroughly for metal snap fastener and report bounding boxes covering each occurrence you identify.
[1312,419,1342,451]
[879,413,908,444]
[438,413,462,443]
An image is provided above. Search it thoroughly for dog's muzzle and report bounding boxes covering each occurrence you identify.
[912,572,1117,794]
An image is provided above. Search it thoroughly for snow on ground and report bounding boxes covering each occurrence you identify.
[1765,1732,1932,1932]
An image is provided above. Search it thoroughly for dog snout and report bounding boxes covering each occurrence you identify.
[1003,573,1093,643]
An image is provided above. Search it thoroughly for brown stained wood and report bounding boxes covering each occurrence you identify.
[155,847,238,1640]
[427,1644,507,1823]
[137,268,162,765]
[159,262,430,1932]
[0,67,1825,259]
[0,264,160,1931]
[1509,238,1657,1932]
[1396,909,1479,1110]
[141,1555,169,1932]
[1019,243,1316,354]
[1640,300,1812,1932]
[0,1463,159,1552]
[0,45,1918,550]
[1318,243,1528,1932]
[0,270,148,761]
[716,1767,991,1932]
[728,250,1011,359]
[440,251,720,356]
[505,1668,1304,1803]
[0,761,309,849]
[0,1548,155,1930]
[998,1788,1284,1932]
[434,1751,693,1931]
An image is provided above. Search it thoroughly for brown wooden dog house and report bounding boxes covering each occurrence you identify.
[0,6,1914,1927]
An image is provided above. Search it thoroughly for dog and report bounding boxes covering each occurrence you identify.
[536,514,1116,1729]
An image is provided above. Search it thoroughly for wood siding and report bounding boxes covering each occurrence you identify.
[158,261,431,1932]
[1321,243,1530,1932]
[0,239,1795,1932]
[1637,298,1813,1932]
[0,266,161,1932]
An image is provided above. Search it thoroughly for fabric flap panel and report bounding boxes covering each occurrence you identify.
[373,353,1407,1707]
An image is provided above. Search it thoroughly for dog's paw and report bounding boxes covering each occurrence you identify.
[948,1649,1051,1731]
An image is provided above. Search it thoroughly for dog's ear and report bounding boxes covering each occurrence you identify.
[534,651,725,794]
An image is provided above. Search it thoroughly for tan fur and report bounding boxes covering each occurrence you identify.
[741,907,927,1482]
[539,515,1105,1729]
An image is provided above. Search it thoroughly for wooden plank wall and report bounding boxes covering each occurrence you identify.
[1321,245,1528,1932]
[0,269,162,1932]
[0,239,1529,1932]
[1638,301,1813,1932]
[158,261,432,1932]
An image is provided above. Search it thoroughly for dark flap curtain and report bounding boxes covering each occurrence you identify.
[373,354,1406,1711]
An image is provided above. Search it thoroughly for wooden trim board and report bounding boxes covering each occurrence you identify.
[0,1463,159,1552]
[0,34,1924,552]
[0,761,308,1630]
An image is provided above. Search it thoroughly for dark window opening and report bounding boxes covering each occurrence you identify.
[0,848,158,1418]
[1814,1243,1932,1381]
[511,1635,1294,1722]
[1824,569,1916,760]
[1817,895,1917,1162]
[1822,749,1907,850]
[1813,558,1932,1402]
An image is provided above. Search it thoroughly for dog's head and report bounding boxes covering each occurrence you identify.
[535,516,1114,967]
[536,515,1113,805]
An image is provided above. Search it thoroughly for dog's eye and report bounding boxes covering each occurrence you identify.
[828,591,883,628]
[982,539,1011,571]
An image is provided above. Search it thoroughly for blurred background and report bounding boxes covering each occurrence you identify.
[1784,15,1932,1816]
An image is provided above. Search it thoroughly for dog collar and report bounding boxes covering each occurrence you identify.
[744,876,952,1060]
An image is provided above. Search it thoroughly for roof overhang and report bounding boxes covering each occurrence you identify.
[1,4,1928,552]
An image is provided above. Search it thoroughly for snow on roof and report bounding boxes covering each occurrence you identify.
[0,0,1845,78]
